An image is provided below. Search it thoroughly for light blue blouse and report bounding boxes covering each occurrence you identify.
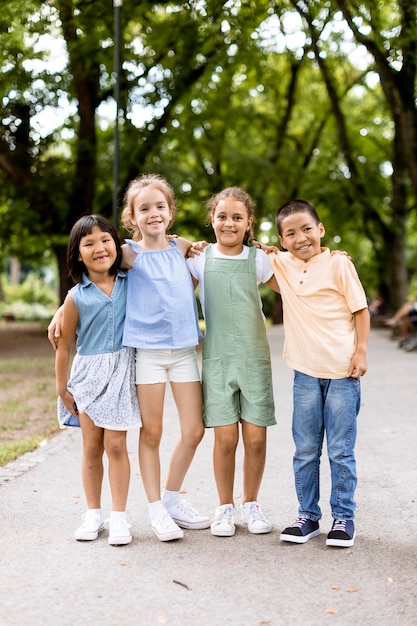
[122,239,201,349]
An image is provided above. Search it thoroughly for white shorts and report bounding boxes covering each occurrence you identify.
[135,347,201,384]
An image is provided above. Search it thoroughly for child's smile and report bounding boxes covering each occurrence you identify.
[211,198,253,255]
[279,211,325,260]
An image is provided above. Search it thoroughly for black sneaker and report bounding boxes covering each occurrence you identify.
[326,519,355,547]
[280,516,320,543]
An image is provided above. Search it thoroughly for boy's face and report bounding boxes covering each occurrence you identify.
[279,211,325,260]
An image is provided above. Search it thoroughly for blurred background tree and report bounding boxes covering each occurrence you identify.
[0,0,416,315]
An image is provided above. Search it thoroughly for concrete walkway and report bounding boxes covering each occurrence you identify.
[0,326,416,626]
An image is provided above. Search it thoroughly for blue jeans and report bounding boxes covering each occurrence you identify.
[292,371,360,521]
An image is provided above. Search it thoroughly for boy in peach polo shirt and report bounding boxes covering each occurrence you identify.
[269,199,369,547]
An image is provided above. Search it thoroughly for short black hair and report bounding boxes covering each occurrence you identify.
[275,199,321,235]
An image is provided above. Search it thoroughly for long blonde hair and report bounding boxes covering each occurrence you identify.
[121,173,177,241]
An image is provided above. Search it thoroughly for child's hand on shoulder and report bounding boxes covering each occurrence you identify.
[251,240,279,254]
[330,249,352,261]
[171,235,208,258]
[186,241,208,258]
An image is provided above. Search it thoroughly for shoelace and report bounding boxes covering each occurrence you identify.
[154,510,179,530]
[332,519,347,532]
[246,504,265,523]
[292,516,309,528]
[175,500,200,518]
[109,518,131,533]
[216,506,234,523]
[80,512,103,530]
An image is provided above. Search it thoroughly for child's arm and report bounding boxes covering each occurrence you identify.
[347,307,370,378]
[253,239,352,260]
[121,242,137,269]
[251,240,279,254]
[55,296,79,416]
[47,305,64,350]
[175,236,208,258]
[264,274,280,293]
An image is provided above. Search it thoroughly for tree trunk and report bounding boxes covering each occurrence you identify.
[54,243,72,305]
[384,128,410,311]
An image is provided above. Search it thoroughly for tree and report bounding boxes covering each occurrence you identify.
[287,0,417,307]
[0,0,415,311]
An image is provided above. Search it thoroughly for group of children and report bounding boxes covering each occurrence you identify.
[50,174,369,549]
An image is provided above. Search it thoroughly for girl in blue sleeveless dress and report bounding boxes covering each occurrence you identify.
[56,215,140,546]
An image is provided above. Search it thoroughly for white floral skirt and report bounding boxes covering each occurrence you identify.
[58,347,141,430]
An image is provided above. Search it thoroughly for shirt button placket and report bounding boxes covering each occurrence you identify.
[108,301,114,351]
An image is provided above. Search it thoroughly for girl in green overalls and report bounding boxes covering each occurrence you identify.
[187,187,280,537]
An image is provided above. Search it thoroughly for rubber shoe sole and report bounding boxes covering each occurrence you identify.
[210,522,235,537]
[326,531,356,547]
[74,520,105,541]
[108,520,132,546]
[152,525,184,542]
[280,527,320,543]
[151,511,184,542]
[173,517,210,530]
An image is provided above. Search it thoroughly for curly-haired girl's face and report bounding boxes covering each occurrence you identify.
[211,198,253,255]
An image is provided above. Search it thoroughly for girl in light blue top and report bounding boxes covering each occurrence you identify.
[121,174,209,542]
[55,215,140,547]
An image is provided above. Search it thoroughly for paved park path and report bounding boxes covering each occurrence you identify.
[0,326,416,626]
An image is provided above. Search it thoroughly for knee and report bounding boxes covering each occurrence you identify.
[244,437,266,457]
[215,432,238,455]
[105,438,127,459]
[185,423,205,448]
[140,427,162,449]
[294,443,320,462]
[83,441,104,462]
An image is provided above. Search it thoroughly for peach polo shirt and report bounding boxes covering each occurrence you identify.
[270,248,368,379]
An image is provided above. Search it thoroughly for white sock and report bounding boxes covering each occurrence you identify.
[88,508,103,518]
[110,510,127,521]
[148,500,166,519]
[162,488,179,507]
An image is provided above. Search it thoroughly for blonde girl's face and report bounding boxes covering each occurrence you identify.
[130,186,173,238]
[211,198,253,254]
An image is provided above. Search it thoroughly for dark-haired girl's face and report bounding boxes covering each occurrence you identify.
[78,226,117,276]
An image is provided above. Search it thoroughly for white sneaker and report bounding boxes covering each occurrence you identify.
[108,518,132,546]
[210,504,235,537]
[151,509,184,542]
[74,511,105,541]
[164,499,210,530]
[241,501,272,534]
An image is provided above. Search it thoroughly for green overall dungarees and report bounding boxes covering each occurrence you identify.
[202,244,276,428]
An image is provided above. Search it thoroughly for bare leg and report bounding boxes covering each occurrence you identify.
[164,381,204,491]
[137,383,165,503]
[104,429,130,511]
[241,421,267,503]
[213,423,239,505]
[79,413,104,509]
[385,302,413,326]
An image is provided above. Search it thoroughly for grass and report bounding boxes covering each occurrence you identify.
[0,437,43,466]
[0,332,59,467]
